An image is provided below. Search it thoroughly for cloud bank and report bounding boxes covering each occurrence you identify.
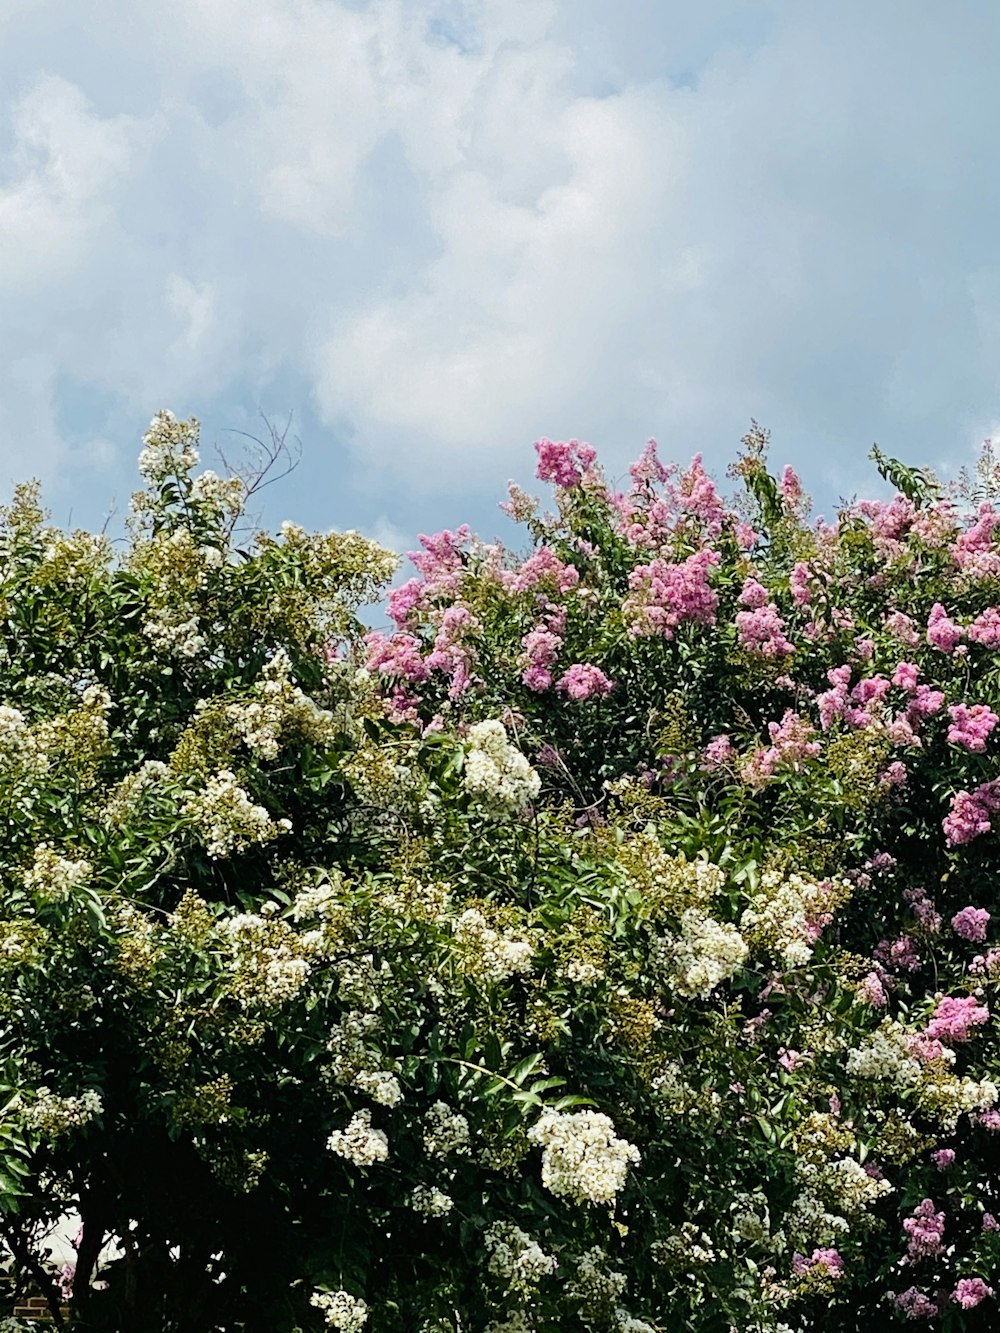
[1,0,999,540]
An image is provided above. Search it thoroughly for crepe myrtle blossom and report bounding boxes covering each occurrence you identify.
[892,1285,940,1318]
[528,1108,640,1206]
[927,602,965,653]
[903,1199,945,1261]
[556,663,614,701]
[924,995,990,1044]
[952,1277,993,1309]
[943,780,1000,847]
[946,703,998,753]
[952,907,990,942]
[535,437,597,488]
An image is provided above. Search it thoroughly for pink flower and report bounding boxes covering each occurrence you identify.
[943,780,1000,846]
[927,602,965,653]
[623,550,721,639]
[884,610,921,647]
[793,1247,843,1280]
[906,685,945,721]
[968,607,1000,648]
[892,1285,939,1318]
[979,1109,1000,1131]
[903,1199,946,1260]
[983,1214,1000,1232]
[951,906,990,942]
[702,734,735,769]
[555,663,614,702]
[925,995,989,1044]
[365,631,430,683]
[512,547,580,594]
[892,661,920,691]
[789,562,814,606]
[858,971,888,1007]
[874,935,922,972]
[931,1148,955,1169]
[952,1277,993,1309]
[735,602,795,658]
[535,437,597,488]
[947,702,998,752]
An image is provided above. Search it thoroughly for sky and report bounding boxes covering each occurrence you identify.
[2,0,1000,563]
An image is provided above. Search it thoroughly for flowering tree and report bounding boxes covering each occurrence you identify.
[2,413,1000,1331]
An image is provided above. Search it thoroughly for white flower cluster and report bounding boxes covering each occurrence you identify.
[353,1069,403,1108]
[484,1315,535,1333]
[309,1289,369,1331]
[326,1108,389,1166]
[528,1109,640,1206]
[662,908,748,999]
[454,907,534,983]
[227,649,335,761]
[143,609,206,660]
[410,1184,454,1216]
[797,1156,893,1220]
[463,720,540,812]
[138,409,200,483]
[423,1102,472,1158]
[23,843,91,903]
[103,759,169,825]
[918,1071,1000,1130]
[484,1222,557,1294]
[327,1010,382,1083]
[846,1022,922,1086]
[740,871,836,968]
[183,770,291,859]
[218,913,311,1008]
[614,1313,657,1333]
[190,468,245,519]
[0,705,48,776]
[566,1246,627,1305]
[651,1224,716,1268]
[23,1088,102,1138]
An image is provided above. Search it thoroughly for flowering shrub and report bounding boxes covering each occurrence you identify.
[3,414,1000,1330]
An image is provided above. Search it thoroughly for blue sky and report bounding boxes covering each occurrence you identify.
[2,0,1000,558]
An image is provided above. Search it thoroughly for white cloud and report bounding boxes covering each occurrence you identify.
[2,0,1000,528]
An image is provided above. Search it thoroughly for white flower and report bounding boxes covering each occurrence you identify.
[463,720,540,812]
[352,1070,403,1108]
[310,1289,369,1330]
[528,1109,640,1206]
[423,1102,471,1158]
[662,908,748,999]
[410,1185,454,1216]
[484,1222,556,1292]
[326,1108,389,1166]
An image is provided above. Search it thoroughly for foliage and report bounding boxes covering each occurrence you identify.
[2,413,1000,1330]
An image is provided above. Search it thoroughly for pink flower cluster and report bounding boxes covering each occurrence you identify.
[903,1198,946,1261]
[952,1277,993,1309]
[951,906,990,942]
[792,1247,844,1280]
[943,779,1000,846]
[891,1286,939,1319]
[556,663,614,702]
[946,702,998,752]
[520,608,565,692]
[741,710,820,787]
[535,437,597,488]
[735,579,794,658]
[927,602,965,653]
[952,503,1000,579]
[623,549,721,639]
[924,995,989,1044]
[969,606,1000,647]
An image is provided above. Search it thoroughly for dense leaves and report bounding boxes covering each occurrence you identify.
[2,413,1000,1331]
